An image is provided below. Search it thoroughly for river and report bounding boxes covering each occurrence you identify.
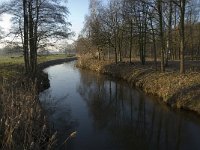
[39,61,200,150]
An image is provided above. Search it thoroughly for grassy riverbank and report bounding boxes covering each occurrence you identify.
[0,54,74,149]
[0,54,69,78]
[77,56,200,114]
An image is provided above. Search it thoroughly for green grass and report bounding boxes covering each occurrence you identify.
[0,54,70,64]
[0,54,73,78]
[0,57,23,78]
[37,54,71,63]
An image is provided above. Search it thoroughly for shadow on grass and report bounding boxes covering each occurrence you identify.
[167,84,200,109]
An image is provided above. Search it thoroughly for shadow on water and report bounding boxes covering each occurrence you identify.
[40,61,200,150]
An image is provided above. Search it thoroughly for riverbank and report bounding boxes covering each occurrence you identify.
[38,57,77,91]
[77,57,200,115]
[0,55,75,149]
[38,57,77,70]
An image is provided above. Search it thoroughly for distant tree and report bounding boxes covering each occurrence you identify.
[87,1,105,60]
[1,44,23,55]
[122,0,136,63]
[157,0,165,72]
[171,0,186,73]
[104,0,122,63]
[149,8,158,70]
[76,35,94,56]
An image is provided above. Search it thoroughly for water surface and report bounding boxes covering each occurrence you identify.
[40,61,200,150]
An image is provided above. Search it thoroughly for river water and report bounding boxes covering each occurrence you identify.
[39,61,200,150]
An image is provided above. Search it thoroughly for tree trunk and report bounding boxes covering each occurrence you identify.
[33,0,39,75]
[114,31,118,63]
[150,16,157,70]
[142,6,147,65]
[23,0,29,73]
[165,0,173,67]
[118,31,123,62]
[114,46,117,63]
[179,0,186,73]
[129,20,133,63]
[28,0,35,74]
[97,47,101,60]
[138,15,144,65]
[108,45,110,60]
[158,0,165,72]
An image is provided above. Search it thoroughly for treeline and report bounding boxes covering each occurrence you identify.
[76,0,200,73]
[0,45,22,55]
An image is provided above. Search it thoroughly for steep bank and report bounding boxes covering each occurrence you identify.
[77,57,200,114]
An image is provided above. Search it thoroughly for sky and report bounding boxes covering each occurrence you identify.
[0,0,108,46]
[67,0,89,42]
[0,13,12,33]
[0,0,90,45]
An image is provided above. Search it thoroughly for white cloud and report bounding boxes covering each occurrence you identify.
[0,13,12,33]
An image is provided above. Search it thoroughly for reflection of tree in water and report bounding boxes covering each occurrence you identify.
[77,71,184,150]
[77,73,118,129]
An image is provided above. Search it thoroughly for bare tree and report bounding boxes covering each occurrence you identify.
[77,0,200,73]
[2,0,72,75]
[179,0,186,73]
[23,0,29,73]
[172,0,187,73]
[157,0,165,72]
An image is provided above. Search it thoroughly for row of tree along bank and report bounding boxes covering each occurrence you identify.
[75,0,200,114]
[76,56,200,115]
[76,0,200,74]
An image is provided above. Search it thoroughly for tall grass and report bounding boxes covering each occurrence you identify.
[0,77,56,150]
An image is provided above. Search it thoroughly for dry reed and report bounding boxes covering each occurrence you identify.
[0,77,56,150]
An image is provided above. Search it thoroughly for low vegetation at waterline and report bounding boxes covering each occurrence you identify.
[77,56,200,114]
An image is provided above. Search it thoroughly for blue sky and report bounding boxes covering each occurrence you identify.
[67,0,108,41]
[68,0,89,41]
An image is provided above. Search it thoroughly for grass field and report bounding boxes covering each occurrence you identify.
[0,54,73,78]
